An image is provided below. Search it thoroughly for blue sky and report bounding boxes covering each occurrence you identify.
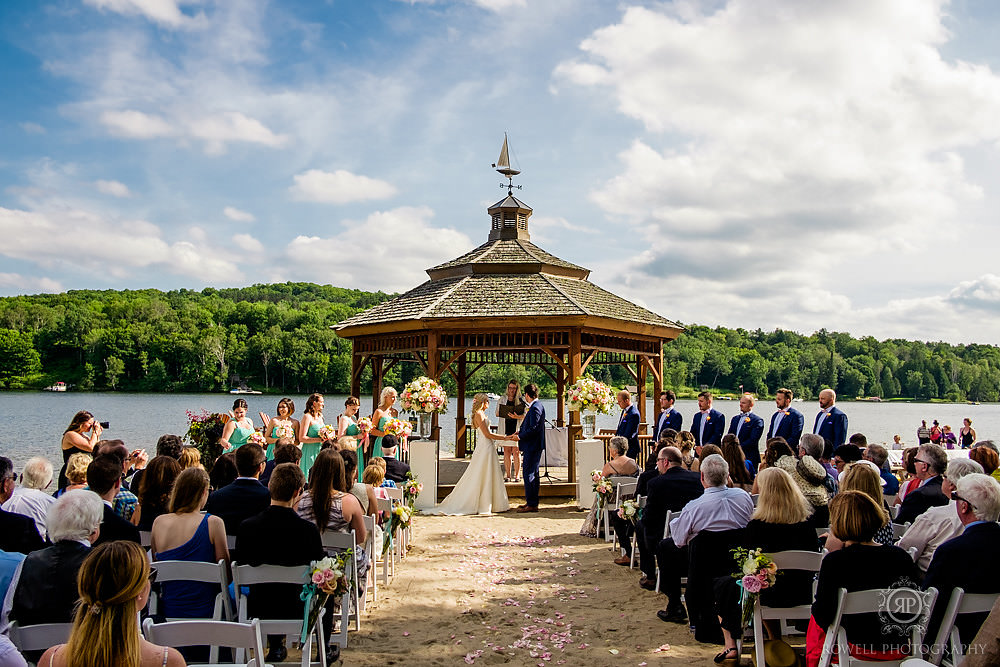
[2,0,1000,344]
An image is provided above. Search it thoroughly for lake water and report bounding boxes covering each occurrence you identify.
[1,392,997,471]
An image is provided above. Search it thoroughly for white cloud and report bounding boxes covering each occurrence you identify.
[100,110,173,138]
[99,108,287,154]
[19,122,45,135]
[0,273,63,294]
[223,206,256,222]
[83,0,205,29]
[232,233,264,253]
[283,206,471,292]
[95,179,132,197]
[289,169,398,204]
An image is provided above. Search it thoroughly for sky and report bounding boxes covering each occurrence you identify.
[2,0,1000,345]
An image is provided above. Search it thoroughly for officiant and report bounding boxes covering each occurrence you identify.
[496,380,525,482]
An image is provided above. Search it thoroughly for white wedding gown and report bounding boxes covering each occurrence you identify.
[426,415,510,515]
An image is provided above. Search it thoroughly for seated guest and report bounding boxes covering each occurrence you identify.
[39,541,185,667]
[823,462,893,549]
[923,473,1000,652]
[969,446,1000,483]
[54,452,92,497]
[610,439,670,568]
[370,457,397,488]
[602,436,639,478]
[341,449,377,518]
[897,458,983,572]
[751,437,794,493]
[832,443,863,478]
[677,431,697,470]
[90,441,142,520]
[381,435,410,483]
[720,434,754,490]
[864,443,900,495]
[655,454,753,624]
[130,433,184,494]
[237,463,323,663]
[895,443,949,525]
[259,439,298,486]
[12,490,103,626]
[636,446,702,586]
[204,443,270,535]
[963,595,1000,667]
[806,491,921,663]
[134,455,182,531]
[364,464,389,500]
[151,467,230,619]
[0,457,44,555]
[86,454,141,546]
[714,467,820,662]
[178,446,202,470]
[208,452,238,490]
[1,457,56,541]
[776,437,830,527]
[895,446,921,505]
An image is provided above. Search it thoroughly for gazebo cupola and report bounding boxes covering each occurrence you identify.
[488,194,532,241]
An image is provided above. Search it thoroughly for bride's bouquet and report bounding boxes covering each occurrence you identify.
[400,376,449,414]
[566,376,615,413]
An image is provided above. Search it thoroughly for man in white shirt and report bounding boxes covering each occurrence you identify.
[0,457,55,541]
[897,458,983,572]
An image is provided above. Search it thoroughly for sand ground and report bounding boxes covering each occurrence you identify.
[336,502,725,667]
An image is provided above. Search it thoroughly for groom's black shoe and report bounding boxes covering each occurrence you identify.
[516,505,538,513]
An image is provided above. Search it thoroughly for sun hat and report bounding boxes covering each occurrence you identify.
[776,455,828,507]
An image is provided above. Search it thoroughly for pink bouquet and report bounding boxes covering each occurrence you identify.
[318,424,337,441]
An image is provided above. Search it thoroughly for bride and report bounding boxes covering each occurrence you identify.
[427,393,510,515]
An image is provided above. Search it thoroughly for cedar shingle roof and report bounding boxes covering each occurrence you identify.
[427,238,586,274]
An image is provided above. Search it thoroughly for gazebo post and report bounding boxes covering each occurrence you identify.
[371,356,383,412]
[555,363,565,427]
[350,349,362,398]
[428,331,441,441]
[567,328,582,482]
[637,356,647,428]
[455,354,467,457]
[652,347,663,431]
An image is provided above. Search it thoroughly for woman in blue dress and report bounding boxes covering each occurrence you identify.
[264,397,299,460]
[222,398,255,454]
[299,393,326,481]
[367,387,397,460]
[337,396,367,482]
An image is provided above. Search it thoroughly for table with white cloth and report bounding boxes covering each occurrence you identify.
[887,447,967,471]
[544,427,569,467]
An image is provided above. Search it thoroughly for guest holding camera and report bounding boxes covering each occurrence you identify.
[58,411,102,489]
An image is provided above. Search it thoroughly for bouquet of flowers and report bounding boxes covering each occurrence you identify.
[274,424,295,440]
[617,498,640,525]
[318,424,337,441]
[401,472,423,507]
[731,547,778,630]
[591,469,615,508]
[383,504,413,552]
[355,416,373,432]
[184,410,229,470]
[565,376,616,413]
[248,431,267,447]
[384,418,412,438]
[400,376,449,414]
[299,553,352,643]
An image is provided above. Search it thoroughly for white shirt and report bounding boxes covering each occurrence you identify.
[1,487,55,541]
[896,500,964,572]
[770,410,785,437]
[668,485,754,547]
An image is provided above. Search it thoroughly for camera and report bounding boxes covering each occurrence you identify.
[99,421,110,429]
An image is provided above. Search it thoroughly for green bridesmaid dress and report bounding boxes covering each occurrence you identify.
[301,420,323,480]
[227,421,254,452]
[346,422,363,482]
[372,415,391,459]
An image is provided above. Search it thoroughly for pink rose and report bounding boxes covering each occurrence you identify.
[741,574,762,593]
[323,569,337,582]
[312,571,324,585]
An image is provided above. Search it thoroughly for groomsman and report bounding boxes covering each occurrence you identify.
[616,390,641,459]
[690,391,724,448]
[652,390,683,441]
[768,388,804,449]
[813,388,848,448]
[728,393,764,470]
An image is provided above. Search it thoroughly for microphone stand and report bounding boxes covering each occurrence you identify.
[539,419,559,484]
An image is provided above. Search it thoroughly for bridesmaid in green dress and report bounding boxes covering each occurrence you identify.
[338,396,367,482]
[264,397,299,460]
[222,398,255,453]
[368,386,397,460]
[298,393,326,480]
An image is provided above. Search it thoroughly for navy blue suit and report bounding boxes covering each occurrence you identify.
[767,407,804,449]
[813,406,848,448]
[204,478,271,535]
[652,408,683,442]
[728,412,765,469]
[691,409,725,447]
[518,399,546,507]
[616,403,641,459]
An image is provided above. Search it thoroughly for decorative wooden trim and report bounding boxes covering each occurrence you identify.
[579,348,599,375]
[411,351,428,373]
[539,346,570,375]
[439,349,467,378]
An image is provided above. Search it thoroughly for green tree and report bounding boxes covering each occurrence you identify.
[0,328,41,388]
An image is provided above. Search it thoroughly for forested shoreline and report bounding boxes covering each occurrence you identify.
[0,283,998,402]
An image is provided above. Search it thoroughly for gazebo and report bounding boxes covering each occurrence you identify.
[335,176,682,483]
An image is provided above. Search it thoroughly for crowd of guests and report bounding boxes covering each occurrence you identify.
[598,400,1000,666]
[0,403,416,667]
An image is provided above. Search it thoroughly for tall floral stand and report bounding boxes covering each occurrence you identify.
[410,437,438,511]
[575,439,604,509]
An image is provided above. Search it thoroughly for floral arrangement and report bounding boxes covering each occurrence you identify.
[565,376,616,413]
[590,469,615,508]
[299,552,352,643]
[617,498,640,525]
[184,410,228,471]
[384,418,412,438]
[731,547,778,630]
[402,472,423,506]
[318,424,337,441]
[400,376,449,414]
[274,424,295,440]
[356,416,373,432]
[248,431,267,447]
[383,504,413,552]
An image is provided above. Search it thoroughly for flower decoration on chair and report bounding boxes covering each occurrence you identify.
[401,472,423,507]
[247,431,267,447]
[617,498,640,525]
[299,552,353,643]
[383,504,413,552]
[318,424,338,441]
[590,470,615,509]
[384,418,412,438]
[565,376,615,413]
[400,376,449,414]
[731,547,778,630]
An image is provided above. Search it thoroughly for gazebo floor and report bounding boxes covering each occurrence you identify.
[433,455,577,501]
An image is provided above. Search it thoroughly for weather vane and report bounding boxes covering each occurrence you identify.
[492,133,522,195]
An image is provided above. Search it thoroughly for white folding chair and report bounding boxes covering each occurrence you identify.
[361,514,378,607]
[892,522,912,541]
[232,563,333,664]
[139,530,153,549]
[653,510,673,594]
[607,479,637,548]
[142,617,267,667]
[928,588,1000,666]
[321,530,361,632]
[751,493,760,507]
[8,621,72,654]
[149,559,233,621]
[226,534,237,551]
[818,587,938,667]
[629,495,647,569]
[377,497,398,580]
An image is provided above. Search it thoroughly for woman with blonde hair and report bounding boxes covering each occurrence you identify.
[427,393,510,515]
[298,393,326,480]
[823,461,893,550]
[368,387,397,460]
[39,541,185,667]
[713,467,820,662]
[677,431,697,470]
[57,452,92,495]
[177,447,202,470]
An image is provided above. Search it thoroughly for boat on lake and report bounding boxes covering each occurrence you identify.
[42,381,68,392]
[229,381,262,395]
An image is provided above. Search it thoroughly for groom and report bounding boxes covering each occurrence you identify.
[512,383,545,513]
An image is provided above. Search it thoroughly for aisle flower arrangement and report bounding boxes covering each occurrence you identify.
[299,552,353,643]
[731,547,777,630]
[384,504,413,552]
[400,376,449,413]
[318,424,337,441]
[402,472,423,506]
[565,376,616,413]
[590,470,615,508]
[248,431,267,447]
[617,498,640,525]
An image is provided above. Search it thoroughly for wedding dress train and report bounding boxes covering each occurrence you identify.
[426,416,509,515]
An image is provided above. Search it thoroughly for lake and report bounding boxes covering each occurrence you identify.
[1,392,997,471]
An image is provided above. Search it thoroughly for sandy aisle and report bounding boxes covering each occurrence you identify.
[342,502,719,666]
